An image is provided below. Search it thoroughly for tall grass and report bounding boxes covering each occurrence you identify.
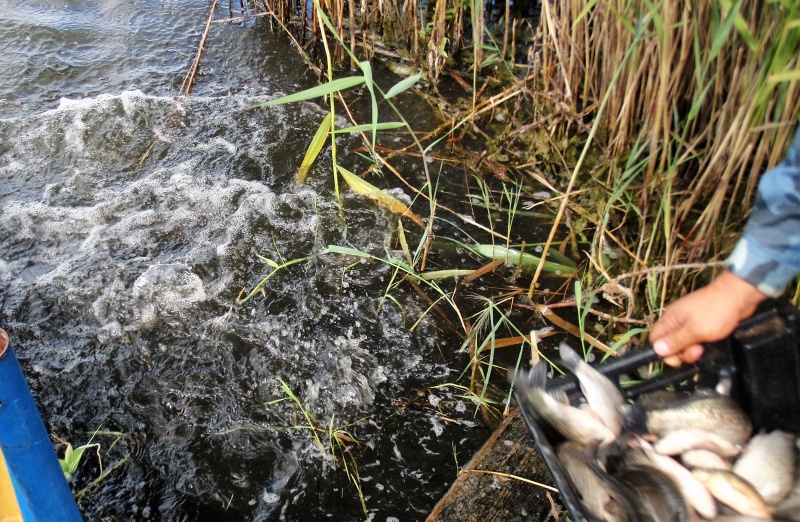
[537,1,800,314]
[243,0,800,415]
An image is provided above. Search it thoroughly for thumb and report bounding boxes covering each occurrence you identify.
[652,329,694,358]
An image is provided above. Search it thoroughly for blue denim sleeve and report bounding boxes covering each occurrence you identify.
[727,125,800,296]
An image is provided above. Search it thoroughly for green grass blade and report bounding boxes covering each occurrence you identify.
[331,122,406,134]
[251,76,366,107]
[384,72,423,99]
[357,61,379,151]
[470,244,577,275]
[324,245,372,257]
[419,269,476,280]
[768,69,800,84]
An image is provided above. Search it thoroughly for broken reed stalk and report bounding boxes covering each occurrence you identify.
[179,0,218,97]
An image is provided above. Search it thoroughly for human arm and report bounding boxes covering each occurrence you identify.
[651,125,800,365]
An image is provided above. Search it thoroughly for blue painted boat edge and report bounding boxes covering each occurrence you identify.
[0,344,83,521]
[10,462,37,522]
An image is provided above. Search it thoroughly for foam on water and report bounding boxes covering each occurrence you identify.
[0,89,468,518]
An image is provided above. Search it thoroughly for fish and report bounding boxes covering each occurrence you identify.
[559,343,627,435]
[557,441,633,522]
[633,390,684,411]
[774,493,800,521]
[653,428,741,458]
[733,430,796,505]
[692,468,772,519]
[636,437,718,520]
[625,390,752,446]
[510,363,616,447]
[679,449,732,471]
[615,465,692,522]
[714,514,783,522]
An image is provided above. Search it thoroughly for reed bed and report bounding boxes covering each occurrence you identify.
[537,1,800,316]
[251,0,799,312]
[244,0,800,416]
[235,3,800,507]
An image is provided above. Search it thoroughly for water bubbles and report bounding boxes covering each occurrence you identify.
[262,492,280,505]
[428,394,441,408]
[429,417,444,437]
[132,263,206,313]
[0,88,447,520]
[534,245,543,252]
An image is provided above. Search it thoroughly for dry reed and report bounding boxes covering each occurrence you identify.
[250,0,800,315]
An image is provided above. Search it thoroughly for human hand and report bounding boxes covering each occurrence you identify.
[650,270,767,366]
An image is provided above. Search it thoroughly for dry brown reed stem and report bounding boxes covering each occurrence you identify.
[471,0,484,85]
[179,0,218,97]
[458,469,559,492]
[427,0,448,87]
[260,2,323,75]
[348,0,356,70]
[538,1,799,311]
[212,12,271,23]
[530,303,612,354]
[540,0,571,103]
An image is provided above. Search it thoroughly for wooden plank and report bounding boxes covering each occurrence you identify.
[427,408,557,522]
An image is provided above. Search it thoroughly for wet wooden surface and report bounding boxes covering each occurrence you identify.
[426,408,558,522]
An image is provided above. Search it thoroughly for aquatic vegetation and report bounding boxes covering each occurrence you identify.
[55,430,130,501]
[58,440,100,482]
[268,378,369,516]
[244,0,800,464]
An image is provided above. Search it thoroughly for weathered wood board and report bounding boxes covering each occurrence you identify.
[426,408,558,522]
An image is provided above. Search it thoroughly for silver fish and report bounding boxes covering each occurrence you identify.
[692,468,772,519]
[680,449,732,471]
[654,428,741,459]
[510,363,616,447]
[733,430,796,505]
[636,437,718,520]
[626,391,752,446]
[557,442,632,522]
[559,343,627,435]
[615,465,692,522]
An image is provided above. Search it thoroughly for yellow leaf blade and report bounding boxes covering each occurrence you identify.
[337,166,424,227]
[298,112,333,184]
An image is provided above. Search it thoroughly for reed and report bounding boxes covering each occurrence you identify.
[242,0,800,415]
[535,1,800,315]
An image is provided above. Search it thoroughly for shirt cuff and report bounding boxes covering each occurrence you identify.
[727,236,797,297]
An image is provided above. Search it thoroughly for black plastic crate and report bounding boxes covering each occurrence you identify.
[515,298,800,522]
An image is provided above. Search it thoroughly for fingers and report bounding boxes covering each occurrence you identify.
[652,321,697,358]
[660,343,704,367]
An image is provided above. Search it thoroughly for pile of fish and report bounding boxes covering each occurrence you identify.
[511,343,800,522]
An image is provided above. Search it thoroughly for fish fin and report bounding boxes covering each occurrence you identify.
[508,363,548,395]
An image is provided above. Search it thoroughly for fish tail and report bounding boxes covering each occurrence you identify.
[507,362,547,392]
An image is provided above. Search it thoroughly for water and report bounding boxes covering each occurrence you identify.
[0,1,489,519]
